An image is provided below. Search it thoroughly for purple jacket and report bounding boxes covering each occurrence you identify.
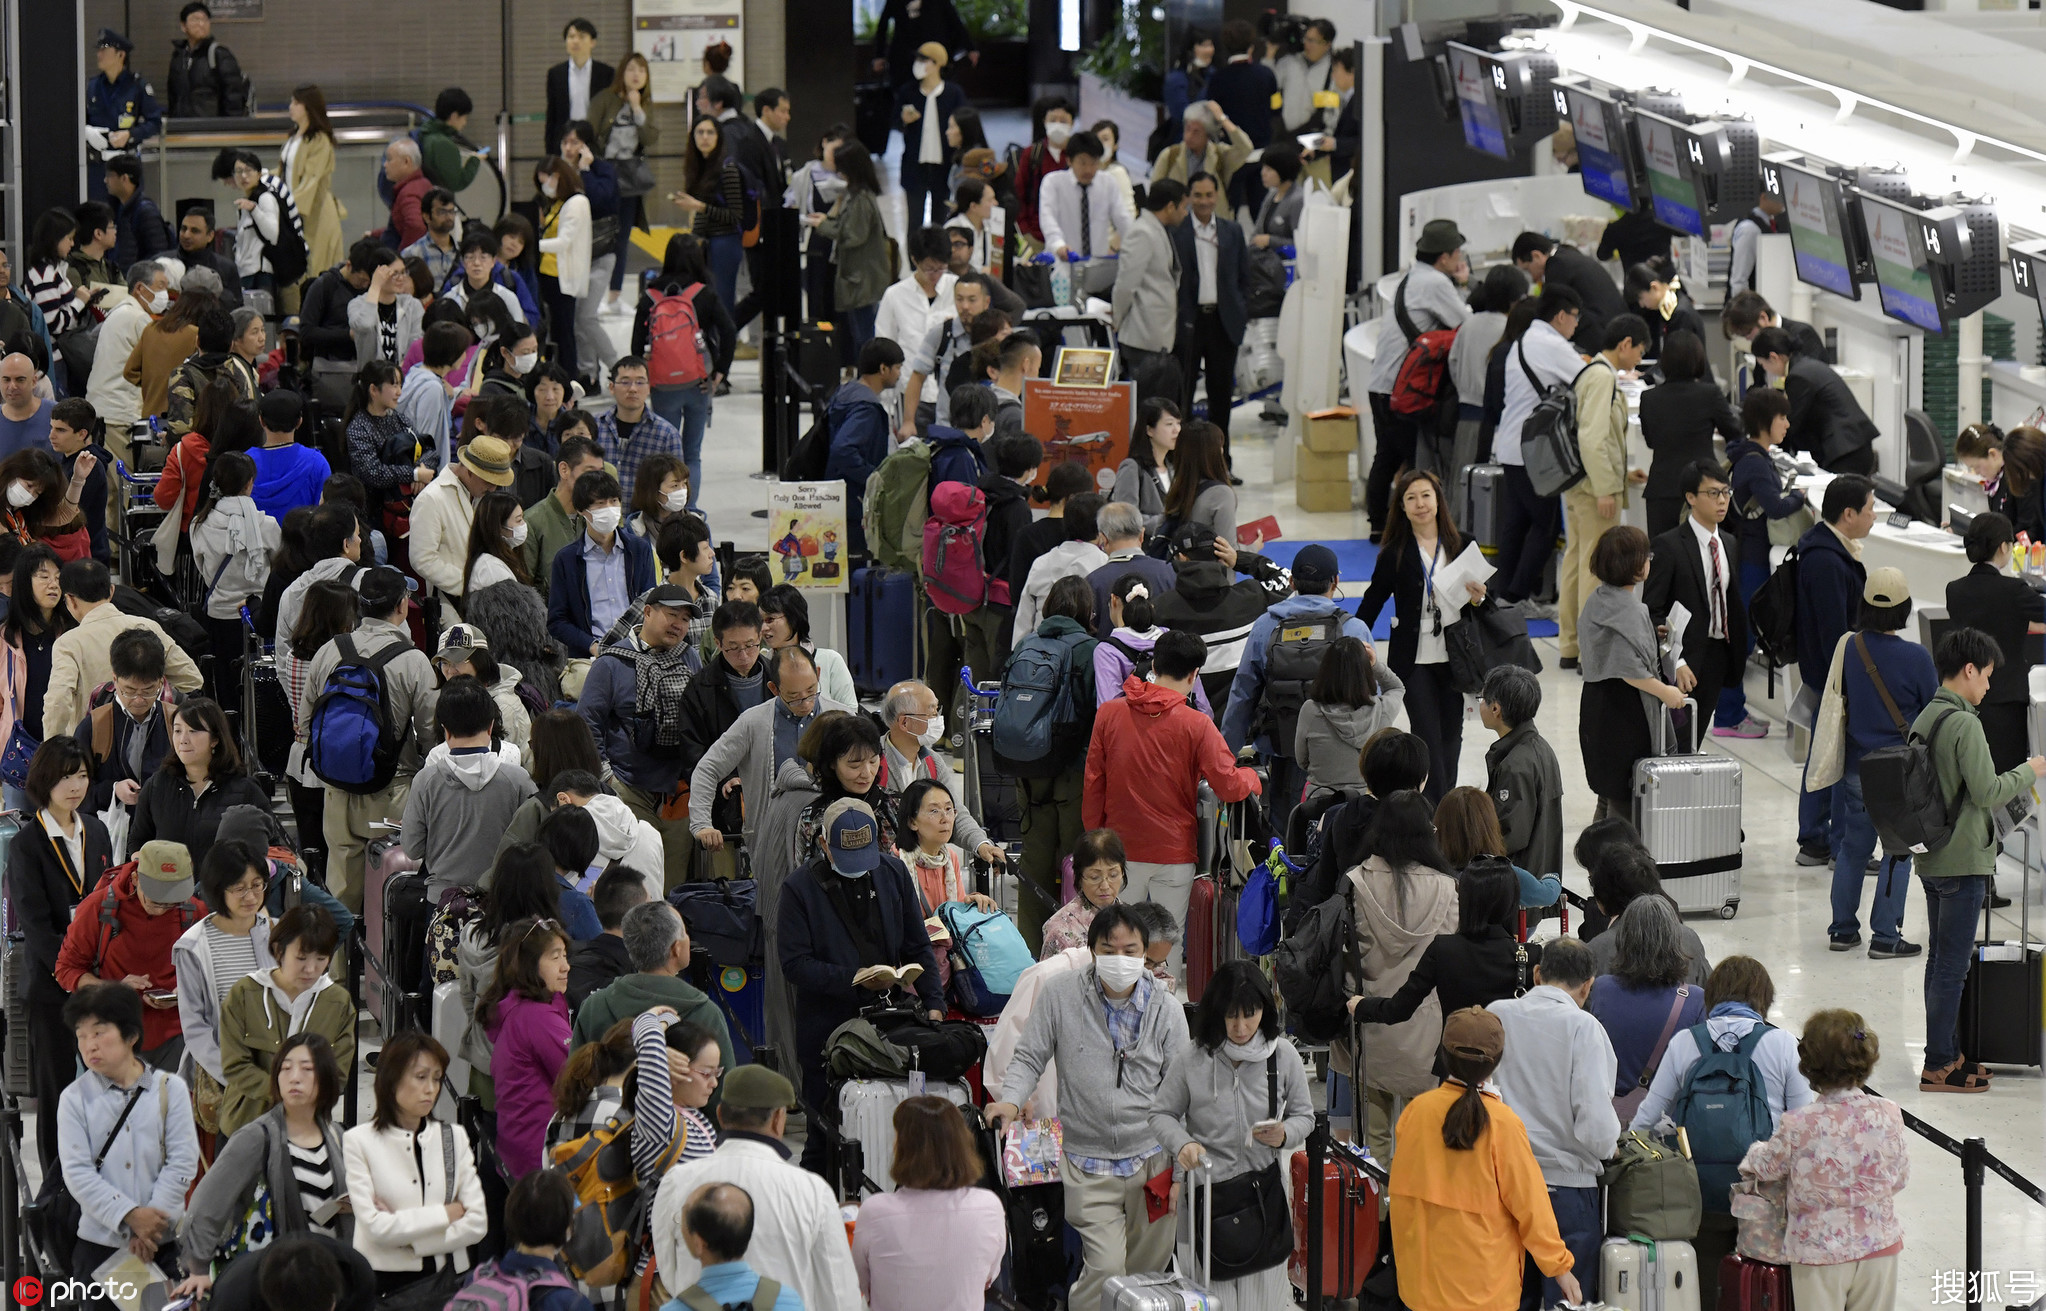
[485,991,572,1178]
[1094,627,1214,716]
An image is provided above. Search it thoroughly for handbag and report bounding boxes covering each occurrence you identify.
[25,1080,150,1267]
[1728,1172,1793,1263]
[0,720,38,789]
[615,154,657,198]
[1600,1131,1702,1241]
[1804,634,1852,791]
[1195,1054,1295,1280]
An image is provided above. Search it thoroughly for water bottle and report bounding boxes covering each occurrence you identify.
[1049,256,1072,310]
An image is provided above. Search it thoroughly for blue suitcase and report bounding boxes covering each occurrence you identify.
[849,567,919,697]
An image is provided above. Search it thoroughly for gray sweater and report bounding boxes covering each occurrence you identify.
[1294,681,1407,791]
[1484,986,1622,1188]
[1000,964,1189,1163]
[399,746,538,897]
[179,1105,351,1270]
[1147,1040,1314,1212]
[1110,458,1169,533]
[1185,480,1237,543]
[688,695,855,848]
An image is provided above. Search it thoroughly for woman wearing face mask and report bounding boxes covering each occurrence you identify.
[791,127,852,363]
[213,901,355,1138]
[1013,96,1075,244]
[626,453,690,542]
[1148,961,1314,1311]
[534,157,592,385]
[461,489,562,705]
[0,447,93,562]
[633,234,734,498]
[1039,827,1128,956]
[806,139,891,353]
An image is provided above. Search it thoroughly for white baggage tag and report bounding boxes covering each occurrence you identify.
[907,1069,926,1097]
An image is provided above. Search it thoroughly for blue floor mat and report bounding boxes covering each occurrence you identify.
[1259,538,1558,640]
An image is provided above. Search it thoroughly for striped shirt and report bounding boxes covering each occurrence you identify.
[290,1138,338,1235]
[203,920,263,1002]
[26,261,84,336]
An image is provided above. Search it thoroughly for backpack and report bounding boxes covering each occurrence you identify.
[1255,611,1342,752]
[552,1109,694,1286]
[1670,1022,1775,1213]
[823,1010,989,1081]
[922,482,990,615]
[1517,342,1590,498]
[112,584,211,663]
[84,682,177,776]
[447,1258,578,1311]
[1103,634,1154,683]
[780,413,833,481]
[865,441,933,573]
[1388,277,1458,420]
[254,173,309,286]
[677,1277,784,1311]
[646,286,712,386]
[304,634,408,794]
[1746,543,1800,668]
[937,899,1034,1016]
[991,627,1093,777]
[1272,890,1352,1042]
[667,878,762,969]
[1861,703,1965,857]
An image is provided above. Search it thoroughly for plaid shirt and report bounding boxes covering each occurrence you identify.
[596,407,686,502]
[1073,972,1158,1177]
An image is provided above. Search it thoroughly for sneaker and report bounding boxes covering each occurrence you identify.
[1522,601,1558,621]
[1868,939,1923,959]
[1828,932,1861,951]
[1559,656,1580,671]
[1711,716,1770,739]
[1795,847,1832,867]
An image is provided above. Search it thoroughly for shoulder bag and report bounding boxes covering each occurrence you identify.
[1613,985,1693,1123]
[1197,1053,1295,1279]
[24,1079,149,1266]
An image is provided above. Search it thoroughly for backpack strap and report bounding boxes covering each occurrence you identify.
[1516,339,1541,392]
[755,1278,782,1311]
[94,876,123,978]
[1266,1052,1278,1122]
[1851,633,1908,735]
[1392,276,1420,346]
[676,1288,725,1311]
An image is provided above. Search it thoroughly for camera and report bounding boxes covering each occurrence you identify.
[1259,10,1312,57]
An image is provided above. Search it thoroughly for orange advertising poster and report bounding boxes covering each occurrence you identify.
[1019,379,1135,493]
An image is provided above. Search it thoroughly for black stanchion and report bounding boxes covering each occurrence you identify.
[1,1097,18,1292]
[759,208,805,478]
[1965,1136,1986,1311]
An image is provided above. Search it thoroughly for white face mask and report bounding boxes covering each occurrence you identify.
[913,59,933,80]
[587,506,622,536]
[829,857,870,880]
[507,522,529,548]
[663,489,690,513]
[512,351,538,374]
[540,178,558,199]
[5,481,35,509]
[913,709,945,748]
[147,289,170,314]
[1192,55,1211,68]
[1095,952,1145,992]
[1045,121,1072,145]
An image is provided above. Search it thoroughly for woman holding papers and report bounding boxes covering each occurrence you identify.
[1358,470,1487,804]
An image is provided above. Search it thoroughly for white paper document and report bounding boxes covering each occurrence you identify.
[1435,543,1496,622]
[1665,601,1693,675]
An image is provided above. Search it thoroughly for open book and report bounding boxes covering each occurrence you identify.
[853,963,924,989]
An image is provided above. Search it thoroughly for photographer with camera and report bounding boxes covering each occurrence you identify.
[1276,18,1339,135]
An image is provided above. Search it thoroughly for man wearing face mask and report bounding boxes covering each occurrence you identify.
[878,680,1004,865]
[896,44,967,231]
[777,796,948,1172]
[410,432,516,610]
[987,904,1190,1311]
[548,468,656,664]
[690,645,855,855]
[84,260,168,435]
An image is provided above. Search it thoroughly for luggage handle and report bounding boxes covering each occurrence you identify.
[1649,696,1699,757]
[1191,1158,1213,1291]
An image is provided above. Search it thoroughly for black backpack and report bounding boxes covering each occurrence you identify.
[1746,543,1801,668]
[1862,703,1965,858]
[112,583,211,663]
[780,412,833,481]
[1103,633,1154,683]
[1273,891,1353,1042]
[1256,611,1342,753]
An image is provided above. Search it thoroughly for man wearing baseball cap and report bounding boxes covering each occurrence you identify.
[898,42,966,230]
[1220,541,1375,831]
[650,1062,863,1311]
[1365,217,1469,537]
[54,840,205,1069]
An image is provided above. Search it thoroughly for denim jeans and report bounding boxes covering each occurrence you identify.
[1546,1185,1603,1306]
[1828,762,1911,944]
[1798,746,1835,856]
[1715,558,1770,727]
[651,383,710,507]
[1920,875,1989,1068]
[706,232,745,312]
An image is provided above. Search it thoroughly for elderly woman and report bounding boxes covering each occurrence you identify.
[1577,526,1686,819]
[1585,896,1704,1122]
[1039,828,1127,957]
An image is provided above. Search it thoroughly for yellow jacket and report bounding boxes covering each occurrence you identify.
[1390,1083,1574,1311]
[1573,354,1630,502]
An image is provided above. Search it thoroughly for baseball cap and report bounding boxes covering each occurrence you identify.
[136,840,195,904]
[1170,521,1220,561]
[644,583,697,609]
[1440,1006,1505,1063]
[435,623,491,667]
[722,1064,798,1112]
[1863,566,1911,608]
[458,436,516,487]
[822,798,882,874]
[1290,544,1340,587]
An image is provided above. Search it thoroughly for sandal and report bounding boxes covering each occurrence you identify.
[1921,1059,1991,1092]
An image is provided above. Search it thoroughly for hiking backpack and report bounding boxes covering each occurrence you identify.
[991,628,1093,777]
[1745,543,1801,668]
[1861,703,1965,857]
[446,1258,578,1311]
[1517,342,1590,498]
[646,285,712,386]
[922,481,991,615]
[1670,1022,1776,1212]
[551,1108,695,1286]
[866,441,933,573]
[1256,612,1342,751]
[304,634,408,795]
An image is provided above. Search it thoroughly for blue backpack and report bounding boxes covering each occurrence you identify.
[1670,1021,1775,1212]
[305,635,407,795]
[991,629,1092,778]
[939,900,1035,1016]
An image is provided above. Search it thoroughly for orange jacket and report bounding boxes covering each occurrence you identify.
[1082,675,1260,864]
[1389,1082,1574,1311]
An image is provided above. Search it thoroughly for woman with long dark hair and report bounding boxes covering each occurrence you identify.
[1447,266,1528,471]
[285,85,344,276]
[1294,635,1403,791]
[1158,420,1236,543]
[25,207,96,341]
[1112,396,1180,532]
[342,359,425,516]
[1432,786,1562,908]
[631,234,734,498]
[809,139,891,350]
[1351,857,1541,1032]
[943,107,991,198]
[0,545,74,810]
[129,698,269,864]
[673,117,749,316]
[456,843,571,1095]
[157,378,257,529]
[492,213,544,328]
[535,157,592,382]
[477,915,574,1178]
[1479,296,1541,457]
[1358,469,1484,803]
[0,448,91,561]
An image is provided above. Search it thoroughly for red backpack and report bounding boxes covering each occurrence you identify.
[646,286,712,387]
[923,482,992,615]
[1387,275,1458,417]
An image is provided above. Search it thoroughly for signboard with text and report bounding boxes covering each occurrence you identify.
[635,0,745,102]
[1019,379,1135,493]
[766,480,848,593]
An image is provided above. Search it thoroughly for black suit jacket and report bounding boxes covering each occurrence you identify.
[1173,214,1249,345]
[1357,532,1469,674]
[1638,379,1742,499]
[1782,316,1829,364]
[724,117,784,203]
[1785,355,1880,470]
[546,59,617,155]
[1645,518,1747,668]
[1545,244,1627,353]
[1946,562,2045,707]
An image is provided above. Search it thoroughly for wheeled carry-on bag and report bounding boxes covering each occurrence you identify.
[836,1079,972,1194]
[1957,821,2043,1067]
[362,836,427,1033]
[1633,697,1743,920]
[1464,463,1505,552]
[1288,1139,1379,1298]
[1717,1252,1794,1311]
[1103,1162,1219,1311]
[1603,1235,1702,1311]
[848,567,920,697]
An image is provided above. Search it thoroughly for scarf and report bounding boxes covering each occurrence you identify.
[627,630,697,747]
[911,846,962,902]
[1222,1033,1276,1065]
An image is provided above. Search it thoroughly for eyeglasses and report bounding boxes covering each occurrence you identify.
[1696,487,1733,501]
[1078,870,1120,888]
[721,640,763,657]
[780,690,820,709]
[520,917,560,945]
[688,1064,723,1082]
[613,377,649,389]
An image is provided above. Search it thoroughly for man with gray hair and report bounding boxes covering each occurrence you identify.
[1480,664,1564,878]
[879,678,1006,865]
[84,258,169,431]
[1087,500,1177,638]
[568,899,734,1089]
[382,135,433,250]
[1486,934,1619,1306]
[1127,901,1182,987]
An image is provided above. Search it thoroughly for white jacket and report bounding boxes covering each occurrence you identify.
[189,496,282,621]
[342,1118,488,1272]
[652,1137,864,1311]
[408,465,477,599]
[1012,540,1110,647]
[86,299,153,428]
[585,792,666,903]
[539,193,593,297]
[984,945,1089,1119]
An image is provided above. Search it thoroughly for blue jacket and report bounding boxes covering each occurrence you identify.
[581,159,622,224]
[112,190,173,270]
[86,70,161,145]
[248,441,332,522]
[1840,629,1937,764]
[1793,521,1866,680]
[778,853,947,1024]
[926,424,987,488]
[548,531,657,655]
[1724,439,1809,565]
[1222,594,1375,753]
[826,380,892,553]
[578,635,698,793]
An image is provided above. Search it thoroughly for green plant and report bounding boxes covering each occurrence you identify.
[1078,4,1166,99]
[954,0,1029,42]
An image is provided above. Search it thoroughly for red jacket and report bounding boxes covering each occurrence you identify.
[388,173,433,250]
[54,867,206,1051]
[1083,675,1260,864]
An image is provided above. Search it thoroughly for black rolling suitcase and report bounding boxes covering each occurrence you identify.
[1958,856,2042,1067]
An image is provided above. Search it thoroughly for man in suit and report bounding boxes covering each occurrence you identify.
[1722,290,1828,362]
[1512,232,1626,353]
[1113,180,1186,388]
[546,18,614,156]
[1946,511,2046,773]
[728,88,795,337]
[1752,326,1878,474]
[1644,460,1748,753]
[1173,172,1248,453]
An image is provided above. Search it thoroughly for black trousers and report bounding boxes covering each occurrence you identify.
[1644,496,1686,538]
[1403,661,1464,805]
[1495,464,1560,602]
[1179,307,1240,445]
[1366,393,1418,536]
[902,161,950,233]
[201,613,245,724]
[30,982,72,1173]
[1980,700,2030,773]
[732,242,770,331]
[1672,639,1733,751]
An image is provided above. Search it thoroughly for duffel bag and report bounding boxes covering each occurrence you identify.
[825,1009,989,1082]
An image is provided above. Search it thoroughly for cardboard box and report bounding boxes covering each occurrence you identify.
[1296,477,1353,513]
[1295,442,1352,484]
[1303,408,1358,455]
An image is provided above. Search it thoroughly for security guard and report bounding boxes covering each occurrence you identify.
[85,29,162,200]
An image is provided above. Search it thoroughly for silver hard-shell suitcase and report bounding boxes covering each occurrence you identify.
[838,1079,973,1194]
[1602,1234,1702,1311]
[1633,698,1742,919]
[1464,463,1505,551]
[1103,1161,1218,1311]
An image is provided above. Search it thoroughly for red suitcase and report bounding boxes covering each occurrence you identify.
[1718,1253,1794,1311]
[1288,1145,1380,1297]
[1183,875,1217,1002]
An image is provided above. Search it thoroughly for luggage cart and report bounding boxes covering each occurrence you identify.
[111,457,165,590]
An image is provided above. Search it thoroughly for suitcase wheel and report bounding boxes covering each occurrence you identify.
[1718,899,1739,920]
